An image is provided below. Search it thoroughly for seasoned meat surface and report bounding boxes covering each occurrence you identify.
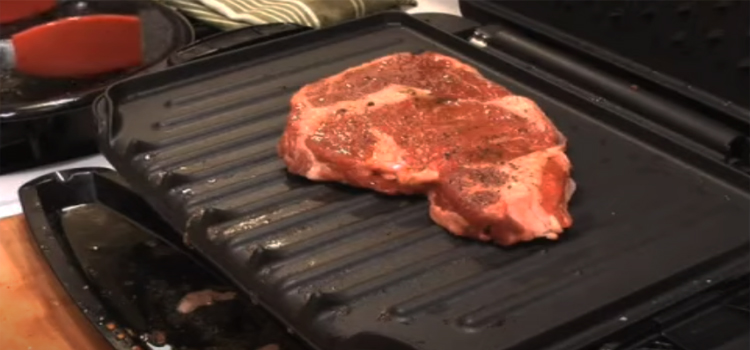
[278,52,575,246]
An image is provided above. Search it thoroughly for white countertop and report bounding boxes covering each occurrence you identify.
[0,0,461,219]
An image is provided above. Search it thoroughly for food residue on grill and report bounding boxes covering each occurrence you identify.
[176,289,237,314]
[257,344,280,350]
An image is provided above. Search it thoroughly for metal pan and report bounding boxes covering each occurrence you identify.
[0,0,193,174]
[94,11,750,350]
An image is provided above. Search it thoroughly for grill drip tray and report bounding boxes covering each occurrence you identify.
[18,168,308,350]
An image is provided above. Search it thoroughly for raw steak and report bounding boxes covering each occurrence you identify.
[278,52,575,246]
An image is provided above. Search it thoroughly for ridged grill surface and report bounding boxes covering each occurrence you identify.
[99,13,750,350]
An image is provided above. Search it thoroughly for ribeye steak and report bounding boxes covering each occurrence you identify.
[278,52,575,246]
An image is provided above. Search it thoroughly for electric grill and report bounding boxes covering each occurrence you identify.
[18,3,750,350]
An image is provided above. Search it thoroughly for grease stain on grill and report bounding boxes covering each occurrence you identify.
[179,188,194,198]
[221,215,271,238]
[457,315,506,332]
[377,310,393,322]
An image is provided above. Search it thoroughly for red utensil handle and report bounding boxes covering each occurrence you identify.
[0,0,57,24]
[12,15,144,78]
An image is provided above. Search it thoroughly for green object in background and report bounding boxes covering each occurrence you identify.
[157,0,418,30]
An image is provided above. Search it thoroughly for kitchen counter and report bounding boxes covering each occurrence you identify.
[0,0,461,219]
[0,215,110,349]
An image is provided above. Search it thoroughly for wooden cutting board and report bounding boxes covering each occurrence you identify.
[0,215,110,350]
